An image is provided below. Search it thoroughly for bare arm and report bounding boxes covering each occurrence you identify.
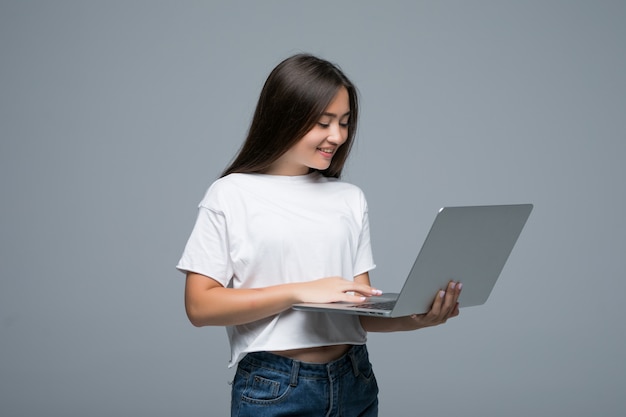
[356,273,461,333]
[184,272,382,327]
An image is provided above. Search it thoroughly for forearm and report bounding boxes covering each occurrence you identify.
[186,282,299,327]
[185,272,385,328]
[360,315,426,333]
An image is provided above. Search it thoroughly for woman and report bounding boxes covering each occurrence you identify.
[177,53,461,417]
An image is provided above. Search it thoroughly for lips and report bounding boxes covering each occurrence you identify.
[317,147,335,157]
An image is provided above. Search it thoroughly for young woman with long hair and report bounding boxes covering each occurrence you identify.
[177,53,461,417]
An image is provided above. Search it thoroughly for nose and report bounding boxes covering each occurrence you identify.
[327,122,346,145]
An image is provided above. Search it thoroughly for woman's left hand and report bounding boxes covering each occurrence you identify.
[408,281,462,328]
[357,274,462,333]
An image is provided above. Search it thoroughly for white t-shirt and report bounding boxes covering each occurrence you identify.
[176,171,376,367]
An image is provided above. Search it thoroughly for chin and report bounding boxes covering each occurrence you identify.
[311,161,332,171]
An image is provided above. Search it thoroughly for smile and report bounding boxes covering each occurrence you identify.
[317,148,335,154]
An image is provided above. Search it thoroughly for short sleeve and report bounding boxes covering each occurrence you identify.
[176,204,234,287]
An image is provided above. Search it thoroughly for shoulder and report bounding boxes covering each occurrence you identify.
[325,177,364,193]
[206,173,251,193]
[198,173,253,209]
[323,176,367,200]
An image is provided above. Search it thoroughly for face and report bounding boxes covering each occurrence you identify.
[265,87,350,176]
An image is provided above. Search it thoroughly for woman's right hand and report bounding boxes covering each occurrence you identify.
[294,277,382,304]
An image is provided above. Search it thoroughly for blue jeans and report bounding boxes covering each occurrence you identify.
[231,344,379,417]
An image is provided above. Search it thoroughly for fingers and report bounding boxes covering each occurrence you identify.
[429,281,462,321]
[354,285,383,297]
[343,283,382,303]
[340,278,382,297]
[343,293,369,303]
[443,281,462,313]
[408,281,462,329]
[304,277,382,304]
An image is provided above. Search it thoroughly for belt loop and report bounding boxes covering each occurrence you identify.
[349,346,359,377]
[290,360,300,387]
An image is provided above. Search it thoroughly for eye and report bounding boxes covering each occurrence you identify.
[318,122,330,128]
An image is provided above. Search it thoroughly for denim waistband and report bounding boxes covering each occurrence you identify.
[239,344,369,382]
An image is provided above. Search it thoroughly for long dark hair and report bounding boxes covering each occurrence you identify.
[221,54,359,178]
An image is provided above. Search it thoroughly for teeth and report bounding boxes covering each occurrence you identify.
[319,148,334,153]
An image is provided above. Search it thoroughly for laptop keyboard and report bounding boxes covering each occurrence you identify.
[349,301,396,310]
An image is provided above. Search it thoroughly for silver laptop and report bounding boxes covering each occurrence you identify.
[293,204,533,317]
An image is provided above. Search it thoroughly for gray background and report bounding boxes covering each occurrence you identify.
[1,1,625,416]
